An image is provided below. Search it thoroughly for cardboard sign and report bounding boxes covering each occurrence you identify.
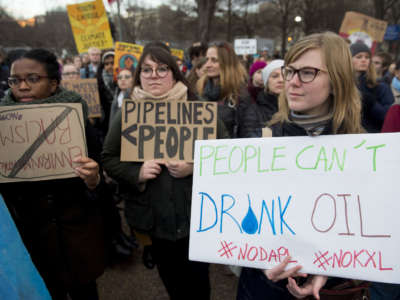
[61,79,101,118]
[171,48,184,60]
[121,99,217,162]
[234,39,257,55]
[0,103,87,183]
[190,133,400,284]
[339,11,387,52]
[67,0,113,53]
[114,42,143,78]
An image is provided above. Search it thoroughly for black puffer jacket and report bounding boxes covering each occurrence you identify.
[239,91,279,138]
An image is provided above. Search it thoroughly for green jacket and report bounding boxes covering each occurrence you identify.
[102,109,229,241]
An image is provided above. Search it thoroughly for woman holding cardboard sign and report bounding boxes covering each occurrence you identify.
[102,45,228,300]
[236,32,368,300]
[1,49,108,300]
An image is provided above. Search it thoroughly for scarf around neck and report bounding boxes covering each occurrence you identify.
[131,81,188,101]
[1,87,89,121]
[289,110,333,136]
[203,78,221,102]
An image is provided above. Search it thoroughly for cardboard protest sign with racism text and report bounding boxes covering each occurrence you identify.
[0,103,87,183]
[190,133,400,284]
[114,42,143,79]
[339,11,387,53]
[121,99,217,162]
[61,79,101,118]
[67,0,113,53]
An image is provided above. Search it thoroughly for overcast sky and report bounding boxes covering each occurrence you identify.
[4,0,162,19]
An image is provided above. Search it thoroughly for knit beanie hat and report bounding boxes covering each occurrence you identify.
[249,61,267,78]
[262,59,284,86]
[350,42,371,57]
[102,51,115,63]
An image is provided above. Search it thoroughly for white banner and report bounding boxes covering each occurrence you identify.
[189,133,400,284]
[234,39,257,55]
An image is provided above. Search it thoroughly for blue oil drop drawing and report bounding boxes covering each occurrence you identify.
[241,194,259,234]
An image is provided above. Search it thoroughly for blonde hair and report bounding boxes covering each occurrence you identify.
[197,42,247,105]
[270,32,363,134]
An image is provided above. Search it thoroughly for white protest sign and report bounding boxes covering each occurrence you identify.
[189,133,400,284]
[234,39,257,55]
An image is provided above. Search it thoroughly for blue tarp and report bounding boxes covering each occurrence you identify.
[0,194,51,300]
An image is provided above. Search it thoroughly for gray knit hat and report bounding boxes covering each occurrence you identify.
[350,42,371,57]
[262,59,284,86]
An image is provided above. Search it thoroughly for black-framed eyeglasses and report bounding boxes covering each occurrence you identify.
[140,66,170,78]
[8,74,50,87]
[281,66,326,83]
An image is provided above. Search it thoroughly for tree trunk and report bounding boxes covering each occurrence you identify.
[196,0,218,43]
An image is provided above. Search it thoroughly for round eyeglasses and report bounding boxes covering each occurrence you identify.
[140,66,170,79]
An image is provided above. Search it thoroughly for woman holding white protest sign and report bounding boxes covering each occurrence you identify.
[102,45,228,300]
[0,49,108,300]
[236,32,367,300]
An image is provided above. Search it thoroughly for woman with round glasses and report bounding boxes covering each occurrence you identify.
[1,49,107,300]
[109,68,134,128]
[350,42,394,133]
[237,32,365,300]
[102,45,228,299]
[197,42,249,138]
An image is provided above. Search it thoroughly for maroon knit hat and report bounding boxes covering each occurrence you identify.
[249,60,267,78]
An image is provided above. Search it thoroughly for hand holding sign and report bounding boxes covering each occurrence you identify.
[138,159,164,183]
[73,156,100,190]
[165,160,193,178]
[264,256,306,283]
[287,275,328,300]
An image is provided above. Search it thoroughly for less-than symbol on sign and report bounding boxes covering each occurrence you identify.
[122,124,137,145]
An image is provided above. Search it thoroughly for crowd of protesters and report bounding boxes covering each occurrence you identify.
[0,31,400,300]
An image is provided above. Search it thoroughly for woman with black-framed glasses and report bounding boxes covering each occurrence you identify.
[237,32,367,300]
[1,48,108,300]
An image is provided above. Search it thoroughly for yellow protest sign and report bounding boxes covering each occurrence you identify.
[339,11,387,52]
[67,0,113,54]
[114,42,143,77]
[171,48,184,60]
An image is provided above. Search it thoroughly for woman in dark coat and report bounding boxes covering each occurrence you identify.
[102,45,229,300]
[239,59,284,137]
[350,42,394,133]
[197,42,250,138]
[0,49,107,300]
[237,32,366,300]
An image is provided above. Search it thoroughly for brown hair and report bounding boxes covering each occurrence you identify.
[197,42,247,106]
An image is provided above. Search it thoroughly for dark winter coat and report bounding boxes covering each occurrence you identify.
[0,89,107,293]
[202,78,251,138]
[358,72,394,133]
[239,91,279,138]
[102,96,229,241]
